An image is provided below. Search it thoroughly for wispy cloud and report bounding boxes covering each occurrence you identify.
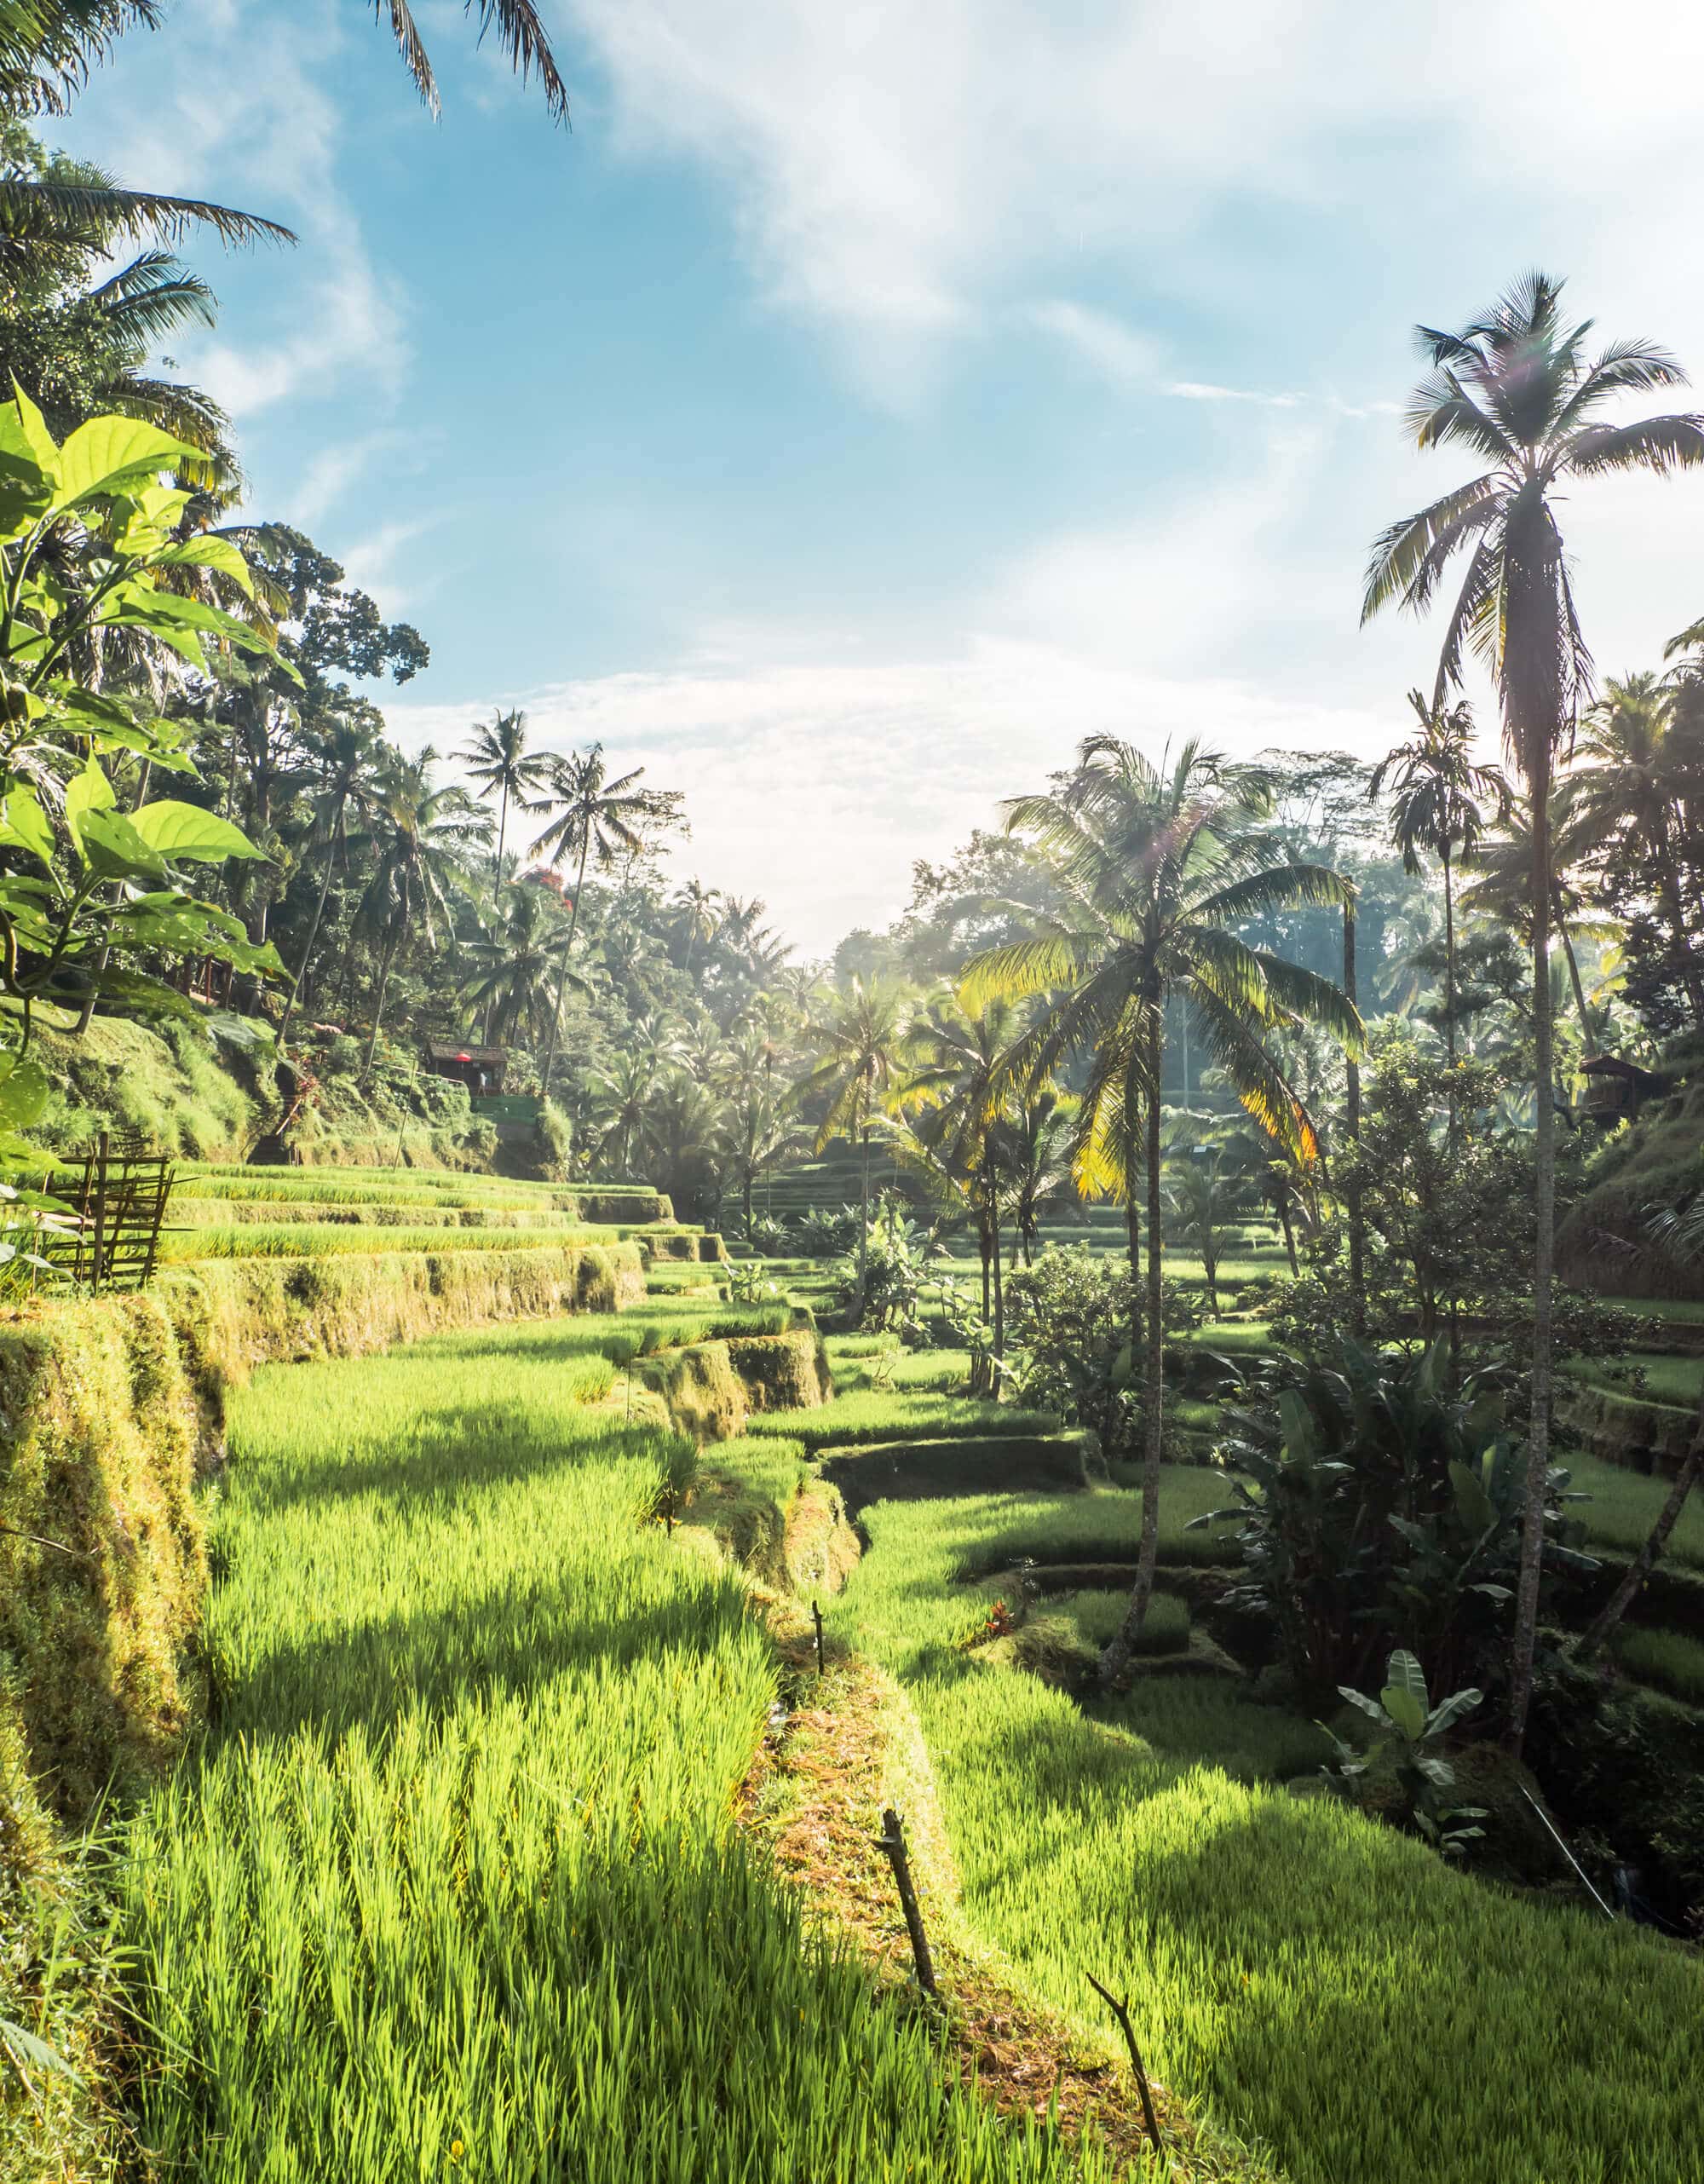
[1164,380,1303,408]
[55,0,407,421]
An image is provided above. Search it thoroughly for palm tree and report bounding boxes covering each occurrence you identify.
[796,977,929,1306]
[456,708,548,882]
[1568,672,1704,1027]
[1,0,569,123]
[910,989,1028,1372]
[588,1050,659,1178]
[527,744,684,1097]
[1455,795,1607,1042]
[1370,691,1512,1073]
[279,712,383,1044]
[672,879,722,971]
[368,0,567,121]
[963,735,1359,1670]
[1361,269,1704,1751]
[458,877,578,1049]
[355,751,488,1070]
[1005,1087,1077,1265]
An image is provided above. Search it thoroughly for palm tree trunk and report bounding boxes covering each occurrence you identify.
[280,802,344,1047]
[1574,1397,1703,1664]
[1556,898,1591,1037]
[538,836,590,1098]
[1507,741,1557,1757]
[1344,899,1365,1340]
[1442,841,1457,1073]
[1102,1003,1166,1681]
[987,1152,1005,1383]
[1279,1196,1299,1276]
[363,929,400,1073]
[857,1115,871,1309]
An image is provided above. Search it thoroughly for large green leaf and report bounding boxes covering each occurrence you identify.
[154,535,256,598]
[0,1054,48,1129]
[62,754,115,852]
[0,787,54,867]
[1379,1649,1430,1741]
[78,808,170,881]
[8,383,59,473]
[51,416,200,512]
[130,801,266,864]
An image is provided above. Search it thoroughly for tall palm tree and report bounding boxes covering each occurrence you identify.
[1371,691,1512,1074]
[1005,1086,1077,1265]
[1361,269,1704,1750]
[527,744,684,1097]
[796,977,929,1305]
[355,751,488,1069]
[964,735,1359,1670]
[672,879,722,971]
[456,708,548,883]
[279,712,384,1044]
[1568,672,1704,1027]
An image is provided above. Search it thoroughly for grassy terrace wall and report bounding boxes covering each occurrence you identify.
[0,1239,646,1811]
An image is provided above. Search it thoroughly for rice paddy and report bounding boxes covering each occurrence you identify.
[40,1167,1701,2183]
[112,1313,1101,2182]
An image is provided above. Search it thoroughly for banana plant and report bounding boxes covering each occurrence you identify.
[1324,1646,1488,1857]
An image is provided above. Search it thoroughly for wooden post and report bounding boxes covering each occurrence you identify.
[91,1130,110,1295]
[876,1808,936,1996]
[812,1598,825,1678]
[1085,1971,1166,2163]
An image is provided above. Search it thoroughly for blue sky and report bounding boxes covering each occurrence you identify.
[52,0,1704,951]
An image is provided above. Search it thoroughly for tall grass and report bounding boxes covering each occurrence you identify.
[114,1317,1099,2181]
[1616,1625,1704,1703]
[1569,1449,1704,1573]
[819,1478,1704,2184]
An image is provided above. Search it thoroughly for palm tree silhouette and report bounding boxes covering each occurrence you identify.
[1362,269,1704,1748]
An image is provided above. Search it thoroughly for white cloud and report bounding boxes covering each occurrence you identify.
[1164,382,1302,409]
[390,630,1397,956]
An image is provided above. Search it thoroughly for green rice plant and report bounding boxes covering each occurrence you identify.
[1615,1625,1704,1703]
[1059,1587,1190,1655]
[158,1221,616,1262]
[744,1389,1058,1455]
[113,1318,1102,2184]
[1566,1450,1704,1574]
[811,1479,1704,2184]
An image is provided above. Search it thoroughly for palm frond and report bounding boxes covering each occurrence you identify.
[1361,474,1500,624]
[1565,413,1704,479]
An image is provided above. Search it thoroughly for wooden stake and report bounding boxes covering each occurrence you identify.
[1085,1971,1165,2164]
[876,1807,936,1996]
[812,1598,825,1677]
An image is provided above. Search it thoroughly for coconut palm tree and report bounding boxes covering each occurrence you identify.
[585,1050,657,1177]
[456,708,547,883]
[355,751,488,1069]
[279,712,384,1044]
[672,879,722,971]
[909,989,1028,1370]
[1005,1086,1078,1265]
[527,744,685,1096]
[963,735,1359,1670]
[1568,672,1704,1027]
[796,977,930,1306]
[1371,691,1511,1073]
[458,877,578,1050]
[1361,269,1704,1749]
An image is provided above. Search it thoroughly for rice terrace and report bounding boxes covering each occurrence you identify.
[4,4,1704,2181]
